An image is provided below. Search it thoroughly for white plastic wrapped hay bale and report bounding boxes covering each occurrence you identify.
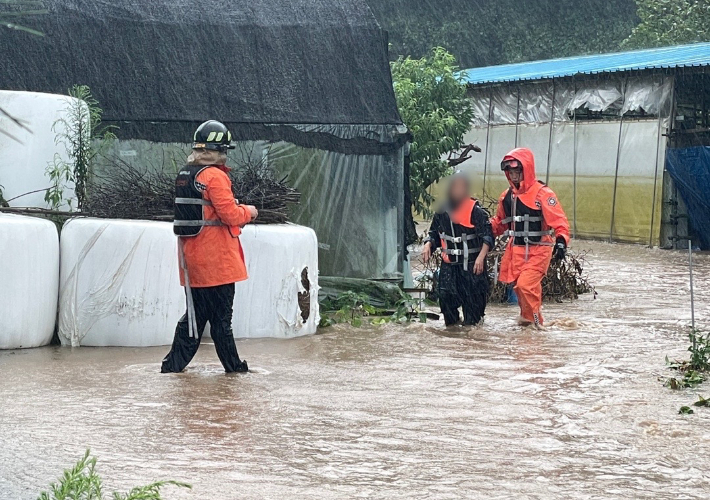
[0,214,59,349]
[58,219,319,345]
[235,224,320,338]
[58,218,183,347]
[0,90,82,209]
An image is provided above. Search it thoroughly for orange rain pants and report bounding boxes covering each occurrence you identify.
[490,147,570,326]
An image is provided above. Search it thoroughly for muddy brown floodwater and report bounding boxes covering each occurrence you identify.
[2,241,710,499]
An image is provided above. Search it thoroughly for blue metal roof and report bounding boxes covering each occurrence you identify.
[461,42,710,85]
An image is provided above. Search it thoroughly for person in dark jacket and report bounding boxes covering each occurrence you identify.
[422,172,494,326]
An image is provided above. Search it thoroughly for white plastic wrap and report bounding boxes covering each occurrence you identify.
[58,218,183,347]
[235,224,320,338]
[0,214,59,349]
[0,91,81,209]
[58,218,319,346]
[471,76,672,125]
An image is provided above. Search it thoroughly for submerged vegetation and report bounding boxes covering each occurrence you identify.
[37,450,189,500]
[319,290,427,328]
[663,328,710,414]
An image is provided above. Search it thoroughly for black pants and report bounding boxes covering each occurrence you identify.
[438,262,489,326]
[161,283,246,373]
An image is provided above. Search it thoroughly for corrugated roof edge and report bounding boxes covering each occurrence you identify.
[460,42,710,85]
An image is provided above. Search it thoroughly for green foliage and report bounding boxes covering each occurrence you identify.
[37,450,190,500]
[665,328,710,415]
[687,328,710,372]
[624,0,710,49]
[391,47,472,218]
[0,0,46,36]
[369,0,639,67]
[318,292,426,327]
[45,85,116,210]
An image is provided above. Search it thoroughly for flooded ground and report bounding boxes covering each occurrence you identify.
[1,241,710,499]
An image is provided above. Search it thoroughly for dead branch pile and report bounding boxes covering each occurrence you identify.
[416,198,596,303]
[84,157,299,225]
[478,194,595,302]
[486,247,596,303]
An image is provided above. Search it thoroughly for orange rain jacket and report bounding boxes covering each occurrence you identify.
[490,147,570,284]
[179,165,253,288]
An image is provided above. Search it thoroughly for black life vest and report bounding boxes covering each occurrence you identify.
[173,165,224,237]
[435,198,483,268]
[501,182,554,248]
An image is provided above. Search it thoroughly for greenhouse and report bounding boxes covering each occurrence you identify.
[0,0,408,279]
[460,42,710,249]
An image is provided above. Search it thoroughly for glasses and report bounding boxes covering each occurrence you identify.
[501,159,523,171]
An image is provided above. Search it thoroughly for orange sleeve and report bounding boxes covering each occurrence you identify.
[538,187,570,244]
[489,190,508,237]
[204,171,252,227]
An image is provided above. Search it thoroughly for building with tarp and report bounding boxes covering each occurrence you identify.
[459,42,710,249]
[0,0,408,278]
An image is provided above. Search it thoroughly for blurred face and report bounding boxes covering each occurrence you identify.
[507,167,523,187]
[448,177,469,205]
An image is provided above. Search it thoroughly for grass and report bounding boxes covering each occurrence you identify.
[37,450,190,500]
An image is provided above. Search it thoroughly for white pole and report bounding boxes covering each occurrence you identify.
[689,239,695,331]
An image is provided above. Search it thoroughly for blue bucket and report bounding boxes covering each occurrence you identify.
[506,285,518,305]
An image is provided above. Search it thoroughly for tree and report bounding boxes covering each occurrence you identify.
[369,0,639,68]
[391,47,473,222]
[624,0,710,48]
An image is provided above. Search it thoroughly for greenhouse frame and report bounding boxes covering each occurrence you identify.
[460,42,710,250]
[0,0,408,279]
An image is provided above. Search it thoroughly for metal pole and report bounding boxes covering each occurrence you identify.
[514,85,521,147]
[609,77,628,242]
[545,79,557,184]
[572,79,578,239]
[649,76,667,247]
[482,86,494,199]
[689,239,695,331]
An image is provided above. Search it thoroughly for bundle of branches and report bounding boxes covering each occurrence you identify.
[415,218,595,304]
[485,245,596,303]
[84,156,299,224]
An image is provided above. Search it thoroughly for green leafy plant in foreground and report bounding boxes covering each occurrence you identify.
[37,450,190,500]
[319,292,426,328]
[45,85,116,211]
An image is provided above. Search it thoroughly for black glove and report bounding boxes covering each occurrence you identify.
[554,237,566,261]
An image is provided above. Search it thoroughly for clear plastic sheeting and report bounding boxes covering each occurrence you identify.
[58,218,321,346]
[270,143,403,279]
[623,78,673,116]
[0,215,59,349]
[0,91,82,209]
[462,123,666,245]
[463,74,672,245]
[96,137,405,279]
[470,76,673,125]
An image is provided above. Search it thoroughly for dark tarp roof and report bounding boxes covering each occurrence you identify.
[1,0,405,152]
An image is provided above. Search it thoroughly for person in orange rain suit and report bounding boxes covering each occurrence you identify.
[490,147,570,328]
[161,120,258,373]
